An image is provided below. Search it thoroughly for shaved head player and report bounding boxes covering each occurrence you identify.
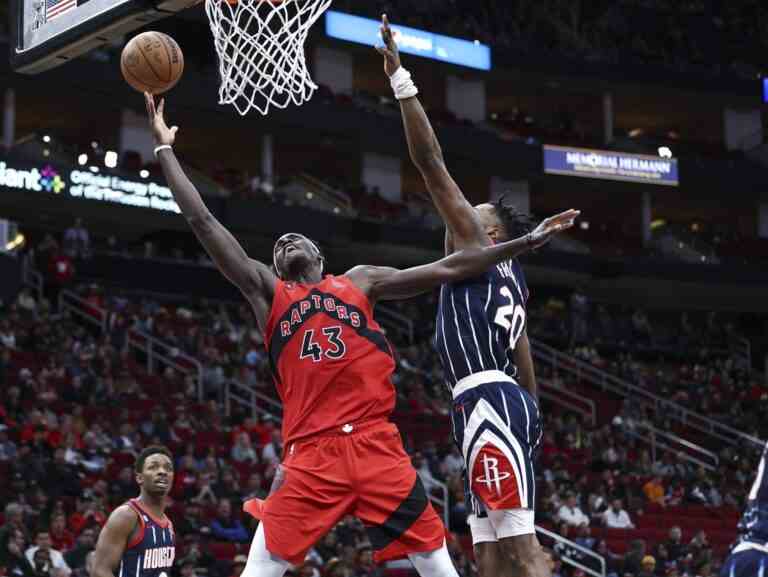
[144,92,576,577]
[91,447,175,577]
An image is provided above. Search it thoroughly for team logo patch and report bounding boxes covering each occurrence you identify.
[470,444,521,510]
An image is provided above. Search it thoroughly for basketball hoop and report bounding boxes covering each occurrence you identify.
[205,0,332,116]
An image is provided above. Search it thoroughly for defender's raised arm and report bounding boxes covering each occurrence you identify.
[377,14,487,252]
[349,209,579,301]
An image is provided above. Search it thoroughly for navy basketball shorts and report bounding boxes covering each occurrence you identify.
[720,544,768,577]
[451,370,542,543]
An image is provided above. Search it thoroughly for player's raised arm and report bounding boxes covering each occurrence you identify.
[376,14,486,252]
[90,506,137,577]
[349,210,578,301]
[144,94,275,326]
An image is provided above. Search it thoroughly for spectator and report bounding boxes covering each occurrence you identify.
[190,472,217,505]
[0,502,28,556]
[48,515,74,553]
[43,449,82,499]
[261,430,283,465]
[25,530,71,576]
[602,499,635,529]
[353,543,380,577]
[46,245,75,309]
[643,476,666,507]
[665,526,687,562]
[412,452,438,494]
[228,554,247,577]
[68,498,106,536]
[623,539,647,576]
[174,503,210,537]
[176,534,215,572]
[63,528,95,573]
[557,493,590,527]
[179,560,199,577]
[231,432,258,465]
[209,499,249,543]
[0,321,16,350]
[638,555,656,577]
[63,218,91,260]
[2,527,35,577]
[213,469,241,502]
[440,445,463,478]
[109,467,136,504]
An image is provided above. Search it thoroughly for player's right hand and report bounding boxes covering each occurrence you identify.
[144,92,178,147]
[376,14,401,77]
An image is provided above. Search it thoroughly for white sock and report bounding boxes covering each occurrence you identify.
[408,542,460,577]
[241,523,291,577]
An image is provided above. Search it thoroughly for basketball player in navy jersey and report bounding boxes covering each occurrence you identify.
[91,447,175,577]
[721,442,768,577]
[143,91,575,577]
[378,15,567,577]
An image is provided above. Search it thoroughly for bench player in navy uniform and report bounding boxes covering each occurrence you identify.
[721,442,768,577]
[377,15,576,577]
[91,447,175,577]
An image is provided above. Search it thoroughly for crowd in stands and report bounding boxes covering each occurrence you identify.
[1,226,766,577]
[528,287,768,441]
[339,0,768,79]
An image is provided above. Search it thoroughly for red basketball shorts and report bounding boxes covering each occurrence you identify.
[243,421,446,566]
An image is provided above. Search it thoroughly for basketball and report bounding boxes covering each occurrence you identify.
[121,31,184,95]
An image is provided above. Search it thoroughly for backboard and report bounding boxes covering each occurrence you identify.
[10,0,198,74]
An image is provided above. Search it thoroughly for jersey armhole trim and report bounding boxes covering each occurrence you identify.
[125,503,146,549]
[129,499,171,529]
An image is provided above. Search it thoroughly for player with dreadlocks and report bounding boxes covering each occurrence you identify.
[378,14,567,577]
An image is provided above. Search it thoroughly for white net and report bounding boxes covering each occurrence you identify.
[205,0,333,116]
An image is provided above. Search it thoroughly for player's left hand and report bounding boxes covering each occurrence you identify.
[376,14,401,77]
[527,209,580,249]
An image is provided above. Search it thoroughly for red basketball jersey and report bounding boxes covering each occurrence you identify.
[264,275,396,444]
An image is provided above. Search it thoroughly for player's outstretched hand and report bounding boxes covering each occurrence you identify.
[144,92,178,147]
[376,14,401,77]
[527,209,580,249]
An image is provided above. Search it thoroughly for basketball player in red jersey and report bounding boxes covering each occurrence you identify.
[145,93,577,577]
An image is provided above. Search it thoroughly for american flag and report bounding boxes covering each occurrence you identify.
[46,0,77,21]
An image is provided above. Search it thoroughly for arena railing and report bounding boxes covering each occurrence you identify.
[530,338,765,449]
[621,422,719,471]
[224,379,283,421]
[127,329,204,400]
[58,289,108,332]
[21,254,44,301]
[375,305,415,344]
[539,378,597,426]
[536,524,606,577]
[57,289,204,400]
[296,173,354,213]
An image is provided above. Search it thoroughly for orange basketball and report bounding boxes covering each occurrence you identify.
[121,31,184,95]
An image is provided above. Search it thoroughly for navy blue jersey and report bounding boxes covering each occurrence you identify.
[120,500,175,577]
[435,258,529,388]
[736,443,768,546]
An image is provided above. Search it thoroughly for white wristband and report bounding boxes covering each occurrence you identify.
[154,144,172,157]
[389,67,419,100]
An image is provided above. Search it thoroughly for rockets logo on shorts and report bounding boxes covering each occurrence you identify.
[470,445,521,509]
[475,453,512,496]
